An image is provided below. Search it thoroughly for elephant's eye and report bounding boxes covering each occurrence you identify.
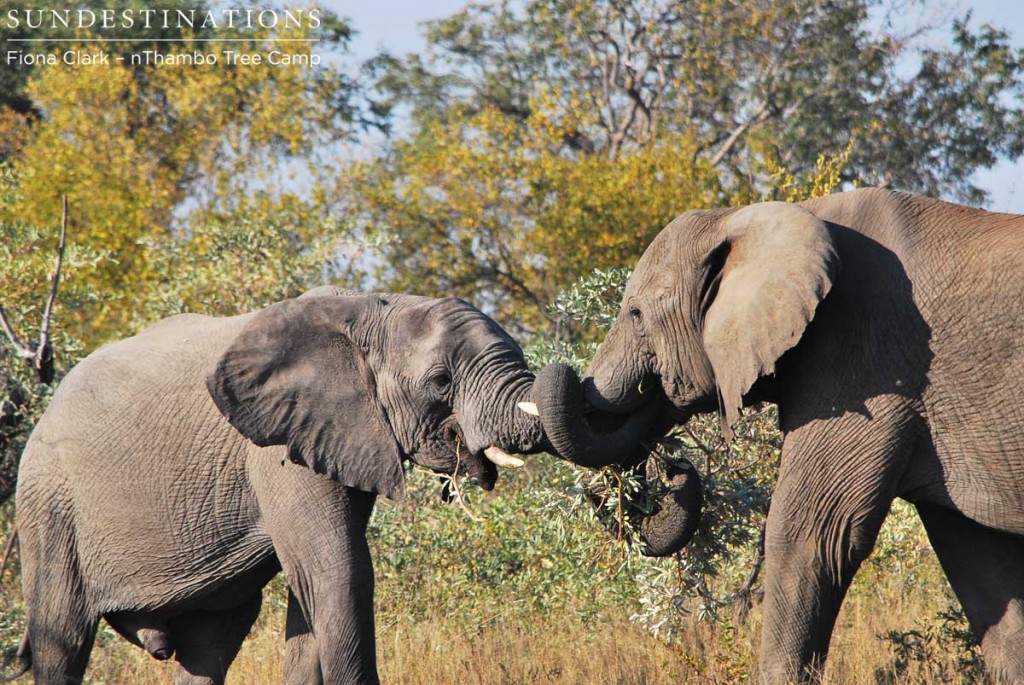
[629,306,643,323]
[428,369,452,392]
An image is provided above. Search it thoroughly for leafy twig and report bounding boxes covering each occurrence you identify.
[444,439,484,523]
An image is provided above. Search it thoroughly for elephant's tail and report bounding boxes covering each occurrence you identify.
[0,631,30,682]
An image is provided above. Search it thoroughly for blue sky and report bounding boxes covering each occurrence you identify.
[324,0,1024,212]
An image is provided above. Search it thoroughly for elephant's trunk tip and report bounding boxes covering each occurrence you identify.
[636,460,704,558]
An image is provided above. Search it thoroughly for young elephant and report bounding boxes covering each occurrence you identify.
[8,287,549,685]
[533,189,1024,683]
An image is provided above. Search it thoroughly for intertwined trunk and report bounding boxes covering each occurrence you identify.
[530,362,704,557]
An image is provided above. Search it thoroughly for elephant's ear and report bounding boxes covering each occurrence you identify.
[701,202,839,440]
[207,296,406,500]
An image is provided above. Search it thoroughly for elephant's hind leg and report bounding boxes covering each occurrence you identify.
[167,593,262,685]
[24,608,98,684]
[18,500,99,683]
[917,503,1024,683]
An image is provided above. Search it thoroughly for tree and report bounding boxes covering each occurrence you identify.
[349,0,1024,333]
[344,100,725,334]
[0,5,368,344]
[135,197,354,323]
[0,0,216,120]
[0,191,108,504]
[369,0,1024,201]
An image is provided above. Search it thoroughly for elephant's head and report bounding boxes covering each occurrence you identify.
[532,202,839,554]
[207,287,549,500]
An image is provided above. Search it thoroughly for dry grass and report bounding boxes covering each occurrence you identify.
[2,494,976,685]
[61,550,974,685]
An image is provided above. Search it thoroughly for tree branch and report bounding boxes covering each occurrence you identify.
[0,194,68,384]
[34,195,68,383]
[0,308,34,360]
[707,103,772,168]
[734,520,767,624]
[0,528,16,579]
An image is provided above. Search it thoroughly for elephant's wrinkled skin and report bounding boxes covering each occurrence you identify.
[536,189,1024,683]
[10,287,550,685]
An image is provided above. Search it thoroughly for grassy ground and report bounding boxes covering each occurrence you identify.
[72,568,974,685]
[3,543,978,684]
[0,479,982,685]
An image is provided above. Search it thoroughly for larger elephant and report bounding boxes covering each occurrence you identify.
[8,287,564,685]
[533,189,1024,683]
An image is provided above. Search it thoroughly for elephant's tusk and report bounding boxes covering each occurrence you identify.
[516,401,539,416]
[483,446,525,468]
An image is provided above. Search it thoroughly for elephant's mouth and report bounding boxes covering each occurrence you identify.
[408,421,499,494]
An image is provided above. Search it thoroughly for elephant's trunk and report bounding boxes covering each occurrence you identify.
[477,374,551,462]
[531,362,704,558]
[588,459,703,557]
[508,380,549,455]
[581,320,658,414]
[632,460,703,557]
[532,362,657,468]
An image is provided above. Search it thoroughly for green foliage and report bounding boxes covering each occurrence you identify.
[528,266,943,650]
[134,204,352,324]
[0,181,111,502]
[369,463,643,628]
[530,267,781,639]
[879,607,987,684]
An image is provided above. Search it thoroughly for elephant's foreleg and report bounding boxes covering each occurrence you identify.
[279,518,378,685]
[760,402,915,683]
[284,587,323,685]
[250,457,380,685]
[917,503,1024,683]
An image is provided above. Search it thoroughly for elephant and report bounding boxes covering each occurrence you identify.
[531,188,1024,683]
[6,286,571,685]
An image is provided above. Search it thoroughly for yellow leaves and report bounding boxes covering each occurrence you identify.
[347,101,725,330]
[3,28,345,345]
[764,140,854,202]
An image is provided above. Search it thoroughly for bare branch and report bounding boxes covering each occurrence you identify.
[0,195,68,384]
[708,102,772,168]
[0,528,16,579]
[734,520,767,624]
[0,307,34,360]
[34,195,68,383]
[39,196,67,354]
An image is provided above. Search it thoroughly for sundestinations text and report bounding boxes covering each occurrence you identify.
[3,8,320,31]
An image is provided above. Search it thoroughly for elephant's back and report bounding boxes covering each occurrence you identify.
[805,190,1024,529]
[23,312,252,461]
